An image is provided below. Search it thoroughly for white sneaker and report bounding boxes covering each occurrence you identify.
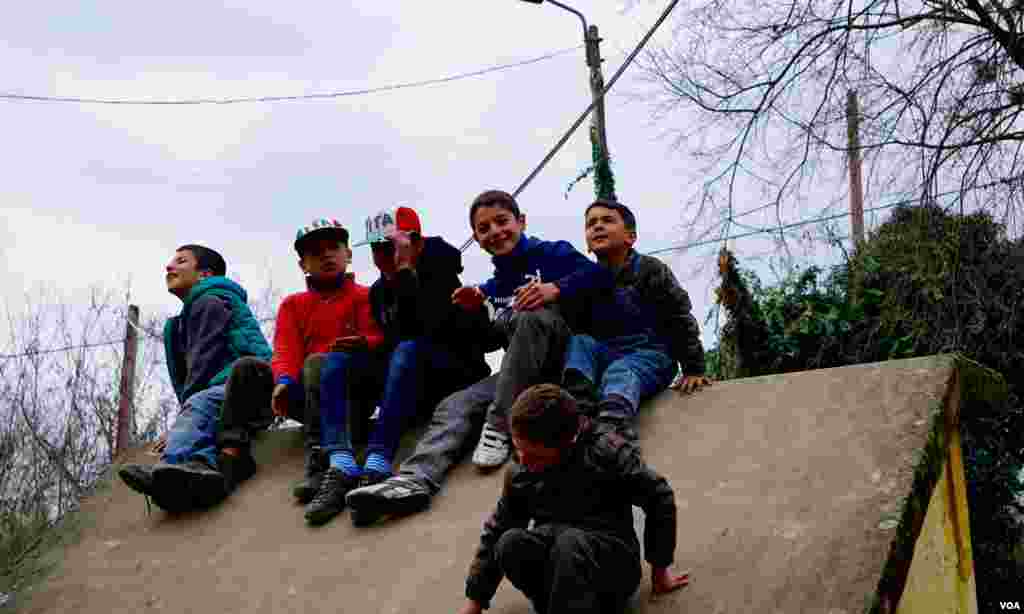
[472,423,511,468]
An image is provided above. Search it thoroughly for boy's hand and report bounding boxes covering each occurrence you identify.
[452,286,485,311]
[391,231,416,271]
[271,383,290,417]
[151,432,168,454]
[331,336,368,353]
[513,281,559,311]
[651,566,690,596]
[456,600,483,614]
[671,374,712,395]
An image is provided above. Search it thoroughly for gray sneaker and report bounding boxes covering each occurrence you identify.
[346,476,433,526]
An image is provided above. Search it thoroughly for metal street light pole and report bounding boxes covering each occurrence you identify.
[521,0,615,200]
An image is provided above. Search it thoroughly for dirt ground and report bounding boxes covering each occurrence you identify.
[18,356,954,614]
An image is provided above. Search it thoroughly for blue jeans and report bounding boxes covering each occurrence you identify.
[162,385,226,469]
[563,334,677,417]
[320,339,464,461]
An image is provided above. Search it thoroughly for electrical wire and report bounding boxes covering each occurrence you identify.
[0,46,582,106]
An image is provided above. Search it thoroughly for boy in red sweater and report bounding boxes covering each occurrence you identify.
[270,219,386,524]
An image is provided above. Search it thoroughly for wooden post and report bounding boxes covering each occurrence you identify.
[847,90,866,302]
[116,305,139,458]
[847,90,866,246]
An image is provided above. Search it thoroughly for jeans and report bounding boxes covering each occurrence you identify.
[320,339,468,461]
[397,374,497,492]
[495,526,641,614]
[563,334,677,418]
[162,385,226,469]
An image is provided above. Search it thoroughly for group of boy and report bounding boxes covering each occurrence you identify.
[118,189,709,613]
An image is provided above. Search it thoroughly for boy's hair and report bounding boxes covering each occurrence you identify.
[469,190,522,229]
[585,199,637,232]
[177,244,226,276]
[510,384,580,448]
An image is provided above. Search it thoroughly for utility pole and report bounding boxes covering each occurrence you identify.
[586,24,615,201]
[847,90,865,247]
[520,0,616,200]
[115,304,139,458]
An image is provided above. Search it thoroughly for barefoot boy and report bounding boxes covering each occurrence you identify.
[459,384,689,614]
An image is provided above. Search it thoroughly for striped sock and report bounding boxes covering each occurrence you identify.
[363,453,392,476]
[328,450,361,477]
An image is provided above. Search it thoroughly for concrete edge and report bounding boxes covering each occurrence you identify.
[867,354,1006,614]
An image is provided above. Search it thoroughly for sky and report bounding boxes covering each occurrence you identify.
[0,0,852,356]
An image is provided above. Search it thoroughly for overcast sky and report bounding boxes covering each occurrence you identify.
[1,1,850,355]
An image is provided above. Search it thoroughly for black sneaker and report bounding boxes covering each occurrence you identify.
[152,458,226,511]
[219,450,257,493]
[292,447,326,504]
[349,470,393,527]
[304,468,359,526]
[119,464,156,496]
[346,476,433,526]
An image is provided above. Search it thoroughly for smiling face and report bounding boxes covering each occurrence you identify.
[165,249,210,298]
[298,237,350,281]
[585,205,636,260]
[472,205,526,257]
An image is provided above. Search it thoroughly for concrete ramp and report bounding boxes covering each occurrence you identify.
[19,355,999,614]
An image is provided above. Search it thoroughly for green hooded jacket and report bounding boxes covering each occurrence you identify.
[163,276,271,404]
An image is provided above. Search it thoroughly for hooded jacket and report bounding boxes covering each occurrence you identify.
[478,235,613,327]
[369,236,492,382]
[163,276,272,405]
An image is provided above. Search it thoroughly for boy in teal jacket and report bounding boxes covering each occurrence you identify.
[119,244,273,512]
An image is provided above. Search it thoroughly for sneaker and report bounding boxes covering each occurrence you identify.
[349,470,393,527]
[292,447,326,504]
[119,464,156,496]
[152,458,226,511]
[346,476,432,526]
[472,423,511,469]
[219,450,257,493]
[304,468,359,526]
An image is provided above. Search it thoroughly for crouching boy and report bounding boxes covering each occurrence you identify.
[458,384,689,614]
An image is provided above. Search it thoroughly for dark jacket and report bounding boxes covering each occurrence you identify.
[579,250,705,376]
[369,236,492,382]
[163,276,272,405]
[464,421,677,607]
[478,235,613,328]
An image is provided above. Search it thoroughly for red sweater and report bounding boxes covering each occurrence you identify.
[271,274,385,383]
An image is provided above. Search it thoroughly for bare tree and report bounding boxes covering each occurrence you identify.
[641,0,1024,235]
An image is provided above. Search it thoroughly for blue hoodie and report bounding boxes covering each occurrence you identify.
[478,235,613,321]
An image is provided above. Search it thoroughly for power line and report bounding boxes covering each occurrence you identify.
[460,0,683,252]
[0,46,582,106]
[646,177,1024,256]
[646,201,904,256]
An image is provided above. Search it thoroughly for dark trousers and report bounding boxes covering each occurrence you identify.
[487,307,571,430]
[495,527,641,614]
[215,356,275,451]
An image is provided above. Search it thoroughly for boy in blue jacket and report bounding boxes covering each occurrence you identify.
[452,190,613,468]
